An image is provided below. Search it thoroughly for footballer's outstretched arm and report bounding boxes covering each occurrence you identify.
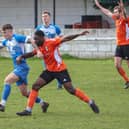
[61,30,89,43]
[26,38,43,58]
[16,52,35,64]
[26,37,39,49]
[94,0,113,17]
[27,38,38,48]
[118,0,127,19]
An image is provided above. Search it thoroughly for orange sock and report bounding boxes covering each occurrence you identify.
[75,88,90,103]
[27,90,38,108]
[118,67,129,82]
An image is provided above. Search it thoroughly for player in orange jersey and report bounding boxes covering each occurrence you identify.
[16,30,99,116]
[36,10,63,89]
[95,0,129,89]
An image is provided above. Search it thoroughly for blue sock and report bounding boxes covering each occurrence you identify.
[35,97,42,103]
[2,84,11,101]
[57,79,62,88]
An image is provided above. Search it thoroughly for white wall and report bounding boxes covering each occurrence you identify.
[38,0,85,28]
[0,0,85,28]
[0,0,128,28]
[0,29,117,59]
[0,0,34,28]
[38,0,118,28]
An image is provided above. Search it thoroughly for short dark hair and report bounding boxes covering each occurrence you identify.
[2,24,13,31]
[34,30,45,37]
[42,10,51,16]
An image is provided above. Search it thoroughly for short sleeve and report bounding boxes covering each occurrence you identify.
[54,25,63,36]
[112,14,117,21]
[51,37,62,47]
[14,34,28,43]
[2,40,7,46]
[36,25,41,31]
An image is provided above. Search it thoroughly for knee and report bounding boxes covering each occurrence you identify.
[114,59,121,69]
[115,63,121,69]
[21,91,28,98]
[65,86,76,95]
[4,78,10,84]
[32,83,41,91]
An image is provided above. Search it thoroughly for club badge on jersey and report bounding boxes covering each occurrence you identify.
[45,46,48,51]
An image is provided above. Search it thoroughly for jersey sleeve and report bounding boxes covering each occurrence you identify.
[52,37,62,47]
[2,40,7,46]
[36,25,41,31]
[54,25,63,36]
[112,14,117,21]
[14,34,29,43]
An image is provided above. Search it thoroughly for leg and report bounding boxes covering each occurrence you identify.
[114,56,129,88]
[18,84,42,104]
[26,77,47,109]
[16,64,45,105]
[18,84,28,97]
[16,70,54,116]
[63,82,99,113]
[124,60,129,88]
[54,70,91,103]
[0,72,19,112]
[16,77,47,116]
[126,60,129,68]
[56,79,62,89]
[18,84,49,113]
[63,82,90,102]
[42,60,62,89]
[55,70,99,113]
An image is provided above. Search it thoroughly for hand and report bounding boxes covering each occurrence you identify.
[118,0,124,8]
[16,56,22,64]
[118,0,124,11]
[118,0,127,19]
[37,50,43,58]
[31,39,37,48]
[79,30,89,36]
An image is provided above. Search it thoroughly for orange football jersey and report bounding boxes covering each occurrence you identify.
[112,15,129,46]
[34,37,67,72]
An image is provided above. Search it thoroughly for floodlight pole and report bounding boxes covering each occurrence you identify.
[53,0,56,25]
[34,0,38,28]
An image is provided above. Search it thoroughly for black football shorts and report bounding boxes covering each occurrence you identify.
[39,69,72,84]
[115,45,129,60]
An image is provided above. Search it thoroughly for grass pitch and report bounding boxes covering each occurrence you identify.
[0,57,129,129]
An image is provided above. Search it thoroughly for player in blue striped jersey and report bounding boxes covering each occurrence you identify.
[0,24,49,112]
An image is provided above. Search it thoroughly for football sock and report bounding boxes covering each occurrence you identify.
[57,79,62,88]
[27,91,43,105]
[35,97,43,105]
[75,88,90,103]
[26,90,38,110]
[1,84,11,106]
[118,67,129,82]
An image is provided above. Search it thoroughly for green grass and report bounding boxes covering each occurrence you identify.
[0,57,129,129]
